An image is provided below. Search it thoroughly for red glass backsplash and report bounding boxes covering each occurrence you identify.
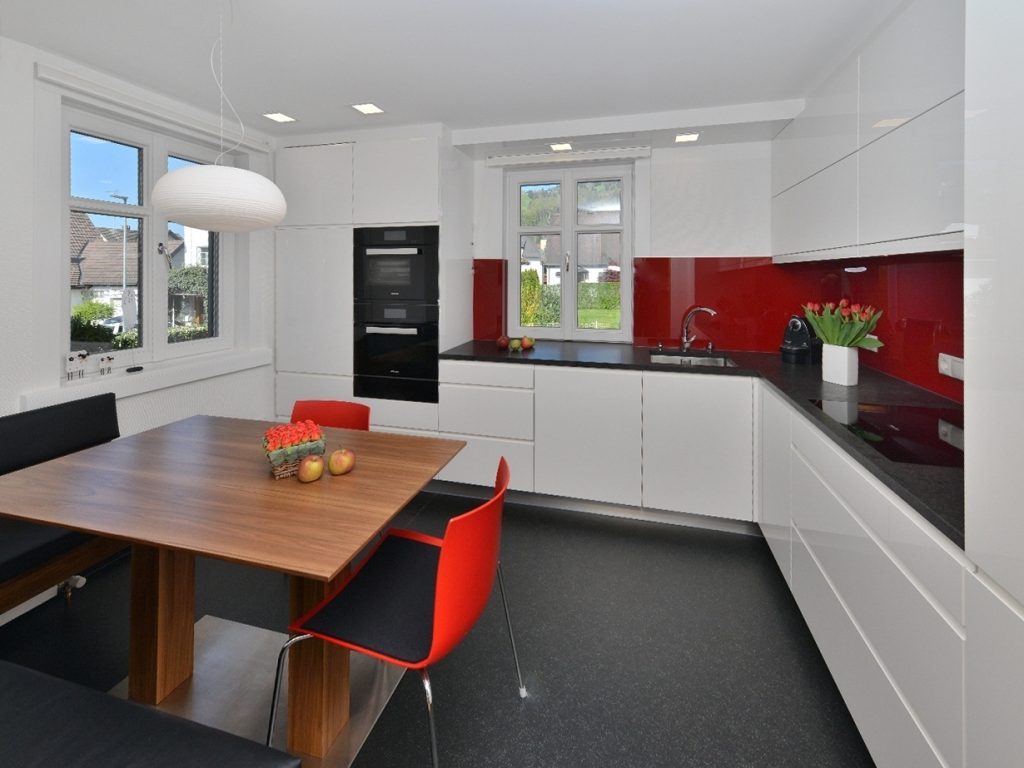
[473,259,506,340]
[633,253,964,402]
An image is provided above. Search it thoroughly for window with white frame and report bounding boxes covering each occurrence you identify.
[66,108,228,365]
[506,165,633,342]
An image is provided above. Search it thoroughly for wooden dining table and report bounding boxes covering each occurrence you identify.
[0,414,464,758]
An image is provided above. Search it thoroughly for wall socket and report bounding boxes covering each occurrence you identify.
[938,353,965,381]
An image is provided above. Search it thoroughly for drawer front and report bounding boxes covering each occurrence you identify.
[791,414,964,623]
[436,434,534,492]
[439,384,533,440]
[792,452,964,767]
[439,360,534,388]
[791,529,944,768]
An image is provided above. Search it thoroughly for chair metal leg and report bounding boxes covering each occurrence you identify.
[497,562,528,698]
[266,633,313,747]
[421,669,440,768]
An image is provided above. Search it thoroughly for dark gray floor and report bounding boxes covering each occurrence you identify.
[0,493,874,767]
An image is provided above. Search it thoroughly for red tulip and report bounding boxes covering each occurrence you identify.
[840,307,852,318]
[825,301,836,311]
[850,303,862,313]
[860,310,871,321]
[838,298,850,308]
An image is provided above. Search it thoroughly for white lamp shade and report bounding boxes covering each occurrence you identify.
[151,165,287,233]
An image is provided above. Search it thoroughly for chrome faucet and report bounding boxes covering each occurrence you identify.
[681,306,717,350]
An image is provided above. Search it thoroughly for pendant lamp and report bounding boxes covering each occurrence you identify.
[152,15,286,232]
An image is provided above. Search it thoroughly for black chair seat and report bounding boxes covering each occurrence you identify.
[0,519,92,584]
[299,534,440,664]
[0,660,300,768]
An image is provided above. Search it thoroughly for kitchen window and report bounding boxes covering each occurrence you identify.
[505,165,633,342]
[66,109,229,368]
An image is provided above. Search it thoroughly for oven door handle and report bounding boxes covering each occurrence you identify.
[365,247,419,255]
[364,326,420,336]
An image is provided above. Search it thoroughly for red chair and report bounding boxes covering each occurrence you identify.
[266,458,526,766]
[290,400,370,431]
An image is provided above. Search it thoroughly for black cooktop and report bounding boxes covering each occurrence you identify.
[813,400,964,467]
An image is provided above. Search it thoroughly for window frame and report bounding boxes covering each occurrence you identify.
[63,108,233,371]
[505,164,634,342]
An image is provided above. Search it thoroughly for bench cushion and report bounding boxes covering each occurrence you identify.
[0,519,93,584]
[0,660,301,768]
[0,392,120,475]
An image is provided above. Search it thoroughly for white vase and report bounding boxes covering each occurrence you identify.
[822,343,858,386]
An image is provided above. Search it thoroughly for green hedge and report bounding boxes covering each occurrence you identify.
[70,316,114,343]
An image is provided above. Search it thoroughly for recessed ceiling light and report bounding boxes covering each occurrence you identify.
[872,118,909,128]
[262,112,297,123]
[352,103,384,115]
[675,132,700,143]
[550,142,572,152]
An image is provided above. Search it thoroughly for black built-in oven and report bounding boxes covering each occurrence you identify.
[354,226,439,303]
[353,226,440,403]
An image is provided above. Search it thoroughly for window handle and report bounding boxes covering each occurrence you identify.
[565,251,570,272]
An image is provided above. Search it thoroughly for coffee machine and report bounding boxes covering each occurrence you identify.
[780,315,821,364]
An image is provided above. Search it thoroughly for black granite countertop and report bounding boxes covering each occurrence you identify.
[440,340,965,549]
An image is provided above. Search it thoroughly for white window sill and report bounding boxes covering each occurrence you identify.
[21,347,273,410]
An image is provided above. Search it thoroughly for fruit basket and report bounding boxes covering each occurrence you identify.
[263,420,326,479]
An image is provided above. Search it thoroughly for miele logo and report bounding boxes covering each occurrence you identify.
[390,291,400,296]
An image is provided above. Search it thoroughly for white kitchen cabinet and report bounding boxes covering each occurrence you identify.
[858,93,965,253]
[275,144,353,226]
[641,372,753,521]
[771,154,859,260]
[437,361,534,491]
[275,372,354,420]
[965,571,1024,767]
[275,227,353,376]
[771,55,859,196]
[858,0,965,148]
[353,137,439,225]
[790,415,966,768]
[758,384,792,581]
[534,366,642,506]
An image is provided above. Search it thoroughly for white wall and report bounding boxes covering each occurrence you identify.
[0,36,275,433]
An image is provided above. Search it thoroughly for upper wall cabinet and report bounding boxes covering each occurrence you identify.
[353,138,440,225]
[275,143,353,226]
[858,0,965,148]
[772,56,859,197]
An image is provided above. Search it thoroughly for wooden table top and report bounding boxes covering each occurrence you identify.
[0,416,464,581]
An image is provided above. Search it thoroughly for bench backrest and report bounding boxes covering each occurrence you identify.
[0,393,120,475]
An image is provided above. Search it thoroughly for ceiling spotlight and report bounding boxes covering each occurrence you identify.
[550,142,572,152]
[675,133,700,143]
[262,113,297,123]
[352,103,384,115]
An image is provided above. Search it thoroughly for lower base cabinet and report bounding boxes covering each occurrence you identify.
[436,433,534,492]
[534,366,642,506]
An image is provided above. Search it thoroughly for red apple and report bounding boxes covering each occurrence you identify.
[328,448,356,475]
[297,454,325,482]
[496,335,510,350]
[521,336,535,350]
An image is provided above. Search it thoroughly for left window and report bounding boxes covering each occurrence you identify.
[66,110,225,364]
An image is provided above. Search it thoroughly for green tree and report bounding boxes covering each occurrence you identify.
[167,266,208,296]
[71,300,114,323]
[520,269,540,325]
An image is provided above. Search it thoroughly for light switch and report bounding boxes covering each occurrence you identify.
[938,353,965,381]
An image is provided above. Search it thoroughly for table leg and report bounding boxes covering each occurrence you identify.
[288,571,351,757]
[129,545,195,704]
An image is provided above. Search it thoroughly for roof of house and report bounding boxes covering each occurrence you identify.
[70,211,182,289]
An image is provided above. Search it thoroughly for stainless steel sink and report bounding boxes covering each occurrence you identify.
[649,352,736,368]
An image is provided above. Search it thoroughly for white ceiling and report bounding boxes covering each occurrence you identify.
[0,0,904,143]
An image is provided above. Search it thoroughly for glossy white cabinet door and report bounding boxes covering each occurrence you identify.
[275,144,353,226]
[772,154,858,259]
[534,367,642,506]
[438,384,533,440]
[758,384,792,581]
[275,227,353,376]
[859,0,965,148]
[859,93,965,250]
[641,372,753,520]
[965,572,1024,767]
[436,433,534,492]
[353,138,439,225]
[964,0,1024,607]
[772,55,859,196]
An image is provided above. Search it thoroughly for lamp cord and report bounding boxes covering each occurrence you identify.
[211,6,245,167]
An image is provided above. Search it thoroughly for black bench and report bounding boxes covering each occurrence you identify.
[0,393,127,615]
[0,660,301,767]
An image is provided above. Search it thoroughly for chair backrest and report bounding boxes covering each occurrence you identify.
[290,400,370,431]
[0,393,119,475]
[426,457,510,666]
